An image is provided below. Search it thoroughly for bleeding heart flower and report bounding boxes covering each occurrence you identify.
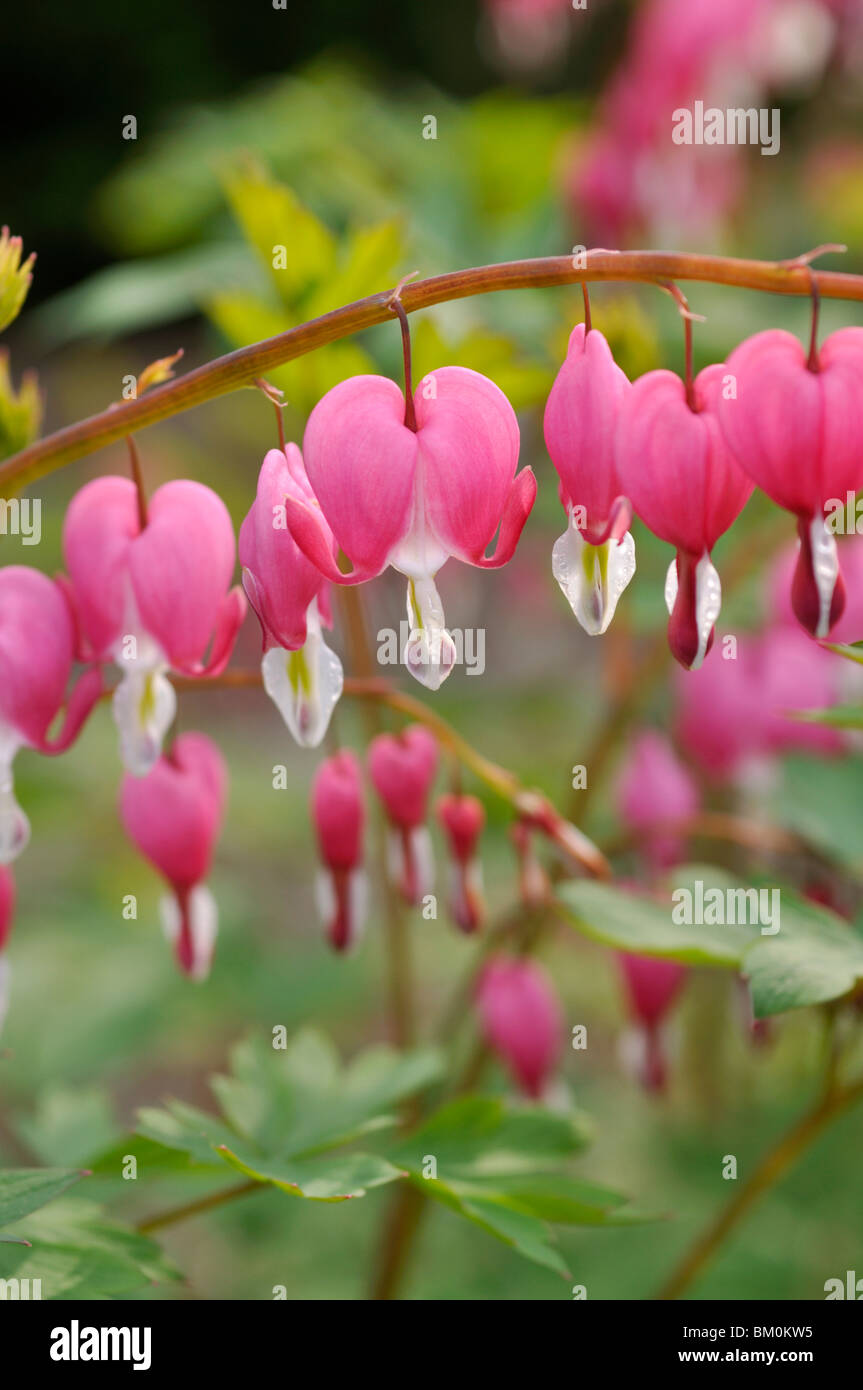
[0,566,103,863]
[436,792,486,932]
[311,750,367,952]
[615,365,753,669]
[544,323,635,634]
[676,629,842,780]
[240,446,342,748]
[0,866,15,1034]
[476,956,563,1099]
[617,952,687,1092]
[717,327,863,638]
[367,725,438,906]
[283,367,535,690]
[63,476,246,776]
[120,732,227,980]
[615,731,699,870]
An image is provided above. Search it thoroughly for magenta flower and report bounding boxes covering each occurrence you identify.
[544,324,635,634]
[476,957,563,1099]
[615,731,699,870]
[676,630,842,781]
[769,535,863,645]
[717,327,863,638]
[617,952,687,1092]
[615,365,753,669]
[240,446,342,747]
[0,866,15,1033]
[311,751,367,953]
[63,476,246,776]
[283,368,536,689]
[367,726,438,906]
[436,793,486,933]
[0,566,102,862]
[120,732,227,979]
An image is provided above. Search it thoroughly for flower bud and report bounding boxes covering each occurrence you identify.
[476,957,563,1099]
[368,726,437,905]
[311,751,367,952]
[436,792,486,932]
[615,731,699,870]
[0,228,35,333]
[120,733,227,980]
[617,952,686,1092]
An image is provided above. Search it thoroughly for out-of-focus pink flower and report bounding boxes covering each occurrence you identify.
[769,534,863,645]
[544,324,635,634]
[615,366,753,669]
[240,446,342,748]
[311,750,367,953]
[675,629,842,779]
[476,957,563,1099]
[717,328,863,638]
[617,952,687,1091]
[63,476,246,776]
[616,732,699,869]
[0,566,103,863]
[368,726,438,906]
[120,732,227,980]
[284,368,535,690]
[437,792,486,932]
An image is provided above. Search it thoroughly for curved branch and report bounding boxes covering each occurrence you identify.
[3,250,863,493]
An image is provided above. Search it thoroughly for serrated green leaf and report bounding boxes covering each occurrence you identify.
[13,1085,119,1167]
[224,165,336,302]
[0,1169,87,1230]
[217,1145,405,1201]
[134,1031,444,1206]
[389,1095,591,1180]
[0,1198,179,1300]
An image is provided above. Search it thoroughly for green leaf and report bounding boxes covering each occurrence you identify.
[389,1095,592,1179]
[559,864,863,1018]
[133,1030,444,1204]
[216,1146,404,1201]
[0,1169,87,1231]
[559,870,757,967]
[224,164,336,303]
[0,1198,179,1300]
[384,1097,642,1277]
[303,217,404,317]
[13,1085,119,1167]
[771,754,863,869]
[210,1032,443,1157]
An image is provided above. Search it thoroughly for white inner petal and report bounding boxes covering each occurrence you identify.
[261,601,344,749]
[664,553,722,671]
[0,724,30,865]
[404,576,457,691]
[113,665,177,777]
[160,885,218,982]
[552,513,636,636]
[808,514,840,640]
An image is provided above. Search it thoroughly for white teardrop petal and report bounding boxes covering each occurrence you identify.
[113,666,177,777]
[808,514,840,640]
[0,731,29,865]
[553,515,635,636]
[262,608,344,749]
[404,577,457,691]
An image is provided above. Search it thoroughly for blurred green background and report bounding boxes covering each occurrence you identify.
[3,0,863,1300]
